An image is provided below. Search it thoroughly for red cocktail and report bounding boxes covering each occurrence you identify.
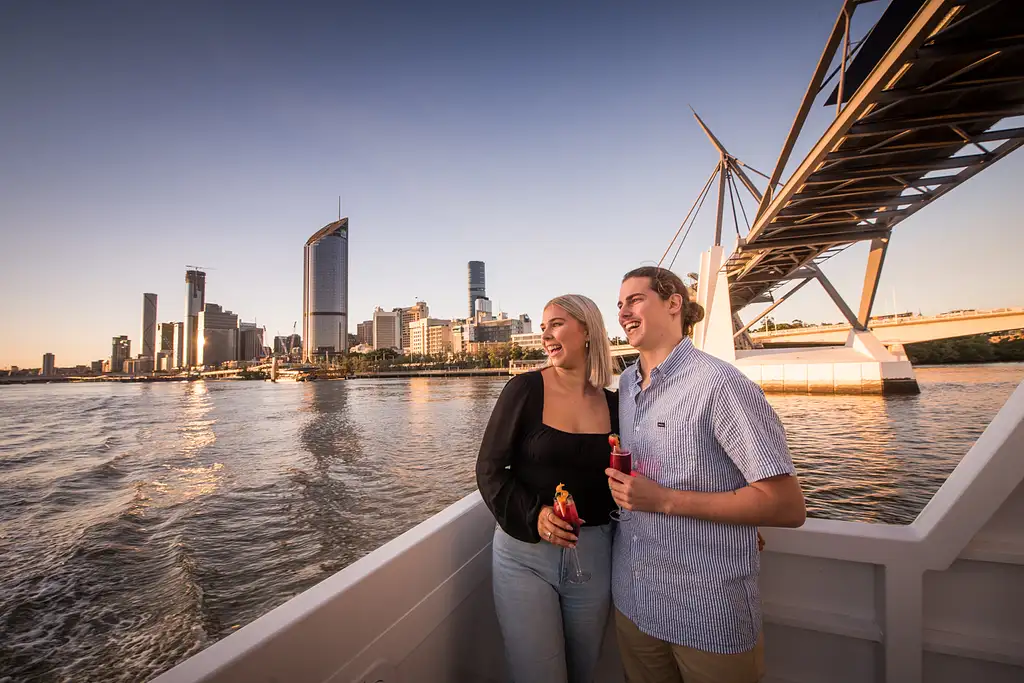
[554,484,590,584]
[608,434,633,521]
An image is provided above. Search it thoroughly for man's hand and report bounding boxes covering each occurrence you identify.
[605,468,668,514]
[606,468,805,528]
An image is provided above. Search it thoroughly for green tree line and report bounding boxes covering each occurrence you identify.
[905,331,1024,365]
[316,343,547,375]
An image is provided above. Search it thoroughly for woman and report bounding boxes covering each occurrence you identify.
[476,294,618,683]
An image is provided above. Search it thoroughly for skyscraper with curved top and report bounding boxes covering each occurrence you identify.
[303,218,349,361]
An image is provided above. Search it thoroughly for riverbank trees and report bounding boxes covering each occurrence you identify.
[332,343,546,375]
[905,331,1024,365]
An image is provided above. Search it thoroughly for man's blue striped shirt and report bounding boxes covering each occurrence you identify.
[612,338,795,653]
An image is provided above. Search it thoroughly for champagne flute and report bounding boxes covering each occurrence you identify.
[554,486,590,584]
[608,434,633,522]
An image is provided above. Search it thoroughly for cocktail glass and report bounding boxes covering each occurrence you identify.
[609,449,633,521]
[554,492,590,584]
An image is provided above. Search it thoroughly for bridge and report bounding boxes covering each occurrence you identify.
[722,0,1024,324]
[657,0,1024,393]
[750,307,1024,345]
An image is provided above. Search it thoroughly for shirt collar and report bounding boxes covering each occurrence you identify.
[637,337,694,383]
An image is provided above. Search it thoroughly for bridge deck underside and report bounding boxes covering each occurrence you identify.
[728,0,1024,311]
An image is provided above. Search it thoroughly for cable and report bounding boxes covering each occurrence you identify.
[658,164,720,268]
[668,173,715,271]
[727,171,742,239]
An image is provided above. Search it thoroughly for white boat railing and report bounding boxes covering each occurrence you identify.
[153,381,1024,683]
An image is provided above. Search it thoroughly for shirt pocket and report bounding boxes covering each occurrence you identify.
[642,420,700,489]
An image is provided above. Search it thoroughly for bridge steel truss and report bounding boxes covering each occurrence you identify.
[723,0,1024,328]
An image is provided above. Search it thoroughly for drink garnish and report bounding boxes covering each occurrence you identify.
[608,433,621,452]
[555,483,569,504]
[553,483,579,525]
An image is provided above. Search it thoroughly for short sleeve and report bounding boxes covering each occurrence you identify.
[475,374,543,542]
[712,372,796,483]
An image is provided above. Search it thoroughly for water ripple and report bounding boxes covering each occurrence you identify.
[0,364,1021,681]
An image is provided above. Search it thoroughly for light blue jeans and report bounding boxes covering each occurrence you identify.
[492,523,613,683]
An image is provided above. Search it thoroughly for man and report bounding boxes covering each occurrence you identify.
[606,266,806,683]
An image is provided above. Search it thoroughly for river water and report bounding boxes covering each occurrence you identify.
[1,363,1021,682]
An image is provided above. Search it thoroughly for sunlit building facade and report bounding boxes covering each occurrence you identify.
[400,301,429,353]
[372,307,402,351]
[197,303,238,367]
[356,320,374,346]
[408,318,452,356]
[172,322,185,369]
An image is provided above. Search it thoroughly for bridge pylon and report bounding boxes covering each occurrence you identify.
[691,240,918,395]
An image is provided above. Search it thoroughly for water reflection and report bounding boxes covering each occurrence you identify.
[178,381,216,459]
[768,363,1024,524]
[143,380,223,505]
[291,382,364,572]
[1,368,1020,682]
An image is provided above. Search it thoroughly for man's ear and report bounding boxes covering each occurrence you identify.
[668,292,684,316]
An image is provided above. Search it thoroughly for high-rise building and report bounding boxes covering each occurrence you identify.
[372,307,402,351]
[400,301,429,352]
[303,218,349,361]
[183,269,207,368]
[90,360,105,374]
[197,303,238,367]
[238,321,264,362]
[356,320,374,346]
[140,293,158,359]
[111,336,131,373]
[474,297,493,322]
[41,353,55,376]
[156,322,175,358]
[468,261,486,318]
[172,322,185,369]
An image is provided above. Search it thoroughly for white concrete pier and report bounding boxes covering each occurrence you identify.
[689,246,919,395]
[734,332,918,395]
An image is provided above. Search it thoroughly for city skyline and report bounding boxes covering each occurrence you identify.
[2,1,1024,368]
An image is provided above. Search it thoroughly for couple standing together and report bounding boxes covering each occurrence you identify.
[476,266,807,683]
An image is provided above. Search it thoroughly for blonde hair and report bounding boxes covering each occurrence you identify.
[542,294,613,389]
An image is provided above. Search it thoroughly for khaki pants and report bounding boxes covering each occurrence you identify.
[614,609,764,683]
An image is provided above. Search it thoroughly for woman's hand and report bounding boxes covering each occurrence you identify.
[537,505,578,548]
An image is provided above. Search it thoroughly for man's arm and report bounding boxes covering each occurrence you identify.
[606,469,805,527]
[606,370,806,528]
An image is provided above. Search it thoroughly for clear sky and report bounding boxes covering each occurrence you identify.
[2,1,1022,368]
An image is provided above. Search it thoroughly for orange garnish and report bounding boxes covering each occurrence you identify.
[555,483,569,503]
